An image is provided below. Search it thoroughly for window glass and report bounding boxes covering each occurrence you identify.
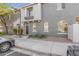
[27,7,33,16]
[57,3,65,10]
[32,22,36,32]
[62,3,65,9]
[58,20,68,33]
[44,21,49,32]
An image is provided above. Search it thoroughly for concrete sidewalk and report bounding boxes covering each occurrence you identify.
[2,35,73,56]
[13,37,72,56]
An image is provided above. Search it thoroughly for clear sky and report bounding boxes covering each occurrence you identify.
[8,3,28,8]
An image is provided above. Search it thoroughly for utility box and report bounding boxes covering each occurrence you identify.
[68,24,79,43]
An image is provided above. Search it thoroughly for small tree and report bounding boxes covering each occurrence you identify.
[0,3,12,34]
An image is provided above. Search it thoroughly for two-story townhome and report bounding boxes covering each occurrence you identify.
[13,3,79,37]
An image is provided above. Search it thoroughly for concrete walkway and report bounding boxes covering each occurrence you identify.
[13,37,72,56]
[15,40,67,55]
[2,35,74,56]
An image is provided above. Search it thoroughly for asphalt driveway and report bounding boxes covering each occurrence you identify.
[0,45,30,56]
[0,49,30,56]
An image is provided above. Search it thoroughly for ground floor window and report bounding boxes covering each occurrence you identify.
[57,20,68,33]
[32,22,37,32]
[44,21,49,32]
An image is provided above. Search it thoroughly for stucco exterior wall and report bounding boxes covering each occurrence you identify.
[12,3,79,36]
[43,3,79,36]
[30,3,79,36]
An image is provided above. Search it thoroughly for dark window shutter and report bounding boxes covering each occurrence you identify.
[62,3,65,9]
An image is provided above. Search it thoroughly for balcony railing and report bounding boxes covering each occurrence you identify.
[24,16,34,20]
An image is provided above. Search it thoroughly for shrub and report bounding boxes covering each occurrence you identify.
[37,34,46,38]
[12,28,23,35]
[0,32,5,36]
[12,28,17,35]
[29,34,47,39]
[17,28,23,35]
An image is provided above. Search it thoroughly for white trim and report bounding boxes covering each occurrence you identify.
[56,8,63,11]
[57,32,68,35]
[56,3,64,11]
[23,19,41,22]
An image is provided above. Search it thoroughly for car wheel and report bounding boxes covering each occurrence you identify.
[0,42,11,53]
[67,50,73,56]
[67,50,75,56]
[67,51,71,56]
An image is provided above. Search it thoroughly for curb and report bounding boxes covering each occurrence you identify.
[15,45,53,56]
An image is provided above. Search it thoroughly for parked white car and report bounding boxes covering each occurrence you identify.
[0,37,15,53]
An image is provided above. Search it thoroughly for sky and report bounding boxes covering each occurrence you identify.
[8,3,28,8]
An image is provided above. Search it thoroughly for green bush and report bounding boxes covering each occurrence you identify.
[12,28,23,35]
[29,34,47,39]
[17,28,23,35]
[37,34,46,38]
[0,32,5,36]
[12,28,17,35]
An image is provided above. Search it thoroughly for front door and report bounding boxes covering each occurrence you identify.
[26,25,29,34]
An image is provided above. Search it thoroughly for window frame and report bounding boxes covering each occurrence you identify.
[27,7,33,17]
[57,20,68,34]
[56,3,65,10]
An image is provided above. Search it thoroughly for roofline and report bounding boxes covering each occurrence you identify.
[17,3,38,10]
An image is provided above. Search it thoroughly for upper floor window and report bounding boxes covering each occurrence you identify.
[56,3,65,10]
[27,7,33,16]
